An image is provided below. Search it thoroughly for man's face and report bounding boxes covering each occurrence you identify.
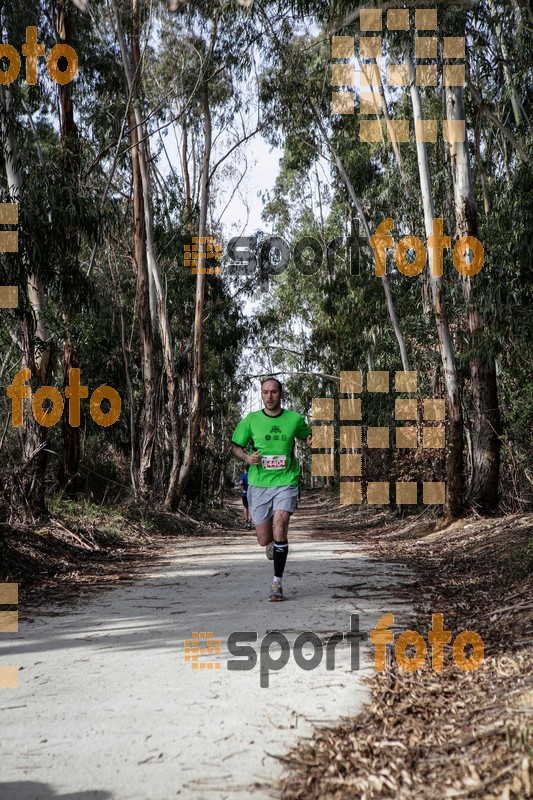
[262,380,282,411]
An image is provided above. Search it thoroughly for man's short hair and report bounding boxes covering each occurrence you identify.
[261,377,283,393]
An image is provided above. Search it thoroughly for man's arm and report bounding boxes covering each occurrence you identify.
[232,443,260,465]
[294,415,313,446]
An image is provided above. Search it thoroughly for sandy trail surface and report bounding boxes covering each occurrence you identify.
[0,504,413,800]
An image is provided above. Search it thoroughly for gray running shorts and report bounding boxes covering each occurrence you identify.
[247,485,299,525]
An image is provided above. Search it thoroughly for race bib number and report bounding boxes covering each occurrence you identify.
[261,455,287,470]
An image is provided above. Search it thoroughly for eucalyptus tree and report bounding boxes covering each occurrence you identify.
[256,10,411,372]
[78,0,266,507]
[0,0,99,516]
[157,0,269,505]
[260,0,532,515]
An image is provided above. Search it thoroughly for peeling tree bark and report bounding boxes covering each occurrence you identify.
[409,68,463,518]
[174,82,212,506]
[112,0,182,507]
[445,84,500,511]
[130,0,157,498]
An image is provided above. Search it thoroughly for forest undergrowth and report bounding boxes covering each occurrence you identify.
[0,494,243,609]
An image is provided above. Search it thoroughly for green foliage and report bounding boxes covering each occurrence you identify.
[0,0,531,516]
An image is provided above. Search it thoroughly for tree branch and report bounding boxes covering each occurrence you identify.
[467,79,531,165]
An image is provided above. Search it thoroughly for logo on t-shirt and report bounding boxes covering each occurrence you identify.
[270,425,281,433]
[265,434,271,440]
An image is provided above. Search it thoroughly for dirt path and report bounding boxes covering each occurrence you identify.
[0,501,413,800]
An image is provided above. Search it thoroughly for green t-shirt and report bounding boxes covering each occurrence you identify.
[231,408,311,488]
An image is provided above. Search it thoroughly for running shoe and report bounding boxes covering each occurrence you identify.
[245,521,251,529]
[268,581,284,602]
[265,542,274,560]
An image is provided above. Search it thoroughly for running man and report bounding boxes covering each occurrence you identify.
[240,468,251,528]
[231,378,312,602]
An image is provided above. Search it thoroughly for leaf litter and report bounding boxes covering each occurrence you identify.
[279,498,532,800]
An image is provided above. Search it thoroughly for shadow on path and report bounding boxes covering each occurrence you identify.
[0,783,112,800]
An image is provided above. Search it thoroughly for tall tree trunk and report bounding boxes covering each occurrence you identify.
[112,0,182,507]
[55,0,82,494]
[174,82,212,504]
[0,87,51,517]
[409,67,463,518]
[445,84,500,511]
[129,0,156,497]
[335,158,410,371]
[258,8,410,369]
[182,122,192,224]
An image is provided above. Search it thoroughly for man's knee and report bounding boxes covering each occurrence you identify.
[255,522,274,546]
